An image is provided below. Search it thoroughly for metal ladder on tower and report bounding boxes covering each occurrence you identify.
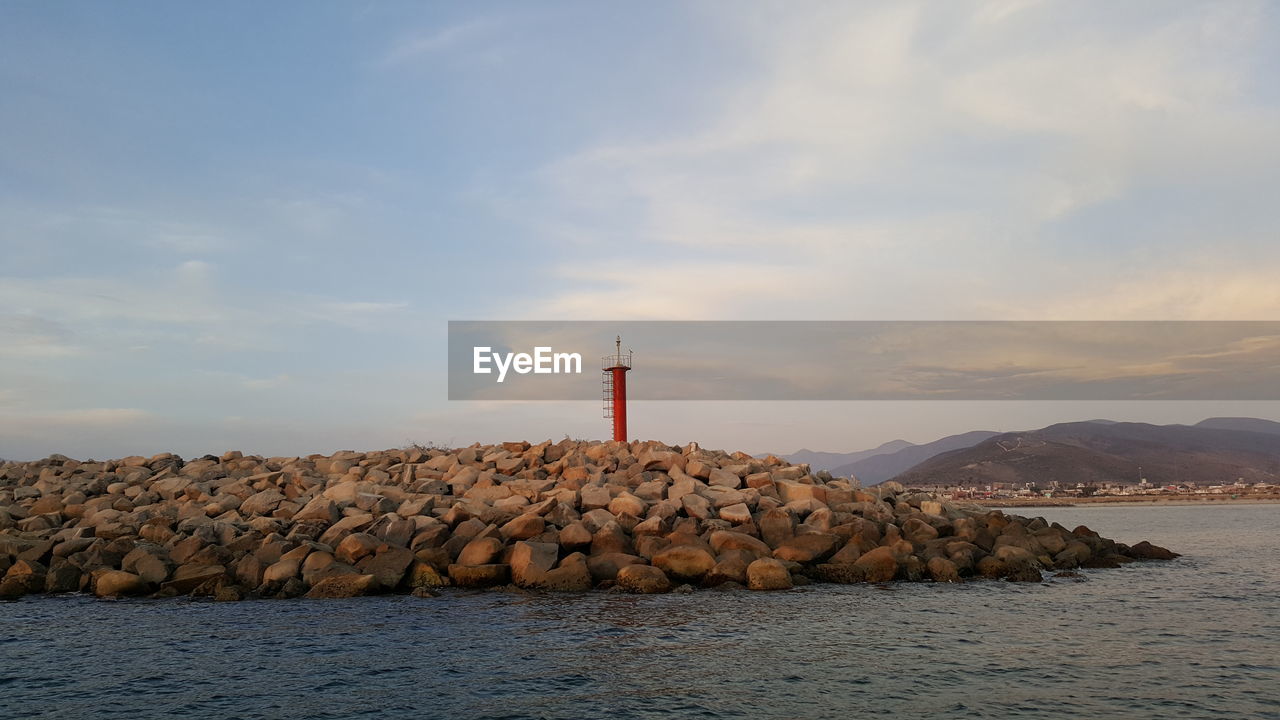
[602,370,614,419]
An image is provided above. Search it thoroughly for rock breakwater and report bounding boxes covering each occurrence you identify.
[0,440,1178,600]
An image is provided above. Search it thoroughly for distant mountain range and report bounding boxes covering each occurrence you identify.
[771,432,1002,484]
[773,440,914,473]
[893,417,1280,488]
[830,430,1002,485]
[773,416,1280,488]
[1194,416,1280,435]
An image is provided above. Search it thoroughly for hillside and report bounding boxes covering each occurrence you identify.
[832,430,1000,485]
[774,439,914,473]
[1195,417,1280,435]
[892,421,1280,488]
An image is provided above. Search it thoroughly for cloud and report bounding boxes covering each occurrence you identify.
[0,204,231,255]
[193,369,291,389]
[520,1,1278,322]
[317,301,409,315]
[1009,268,1280,320]
[526,262,804,320]
[0,407,150,428]
[0,313,80,357]
[52,408,150,425]
[379,18,498,67]
[0,259,414,358]
[450,319,1280,402]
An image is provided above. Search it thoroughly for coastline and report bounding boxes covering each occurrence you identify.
[968,495,1280,509]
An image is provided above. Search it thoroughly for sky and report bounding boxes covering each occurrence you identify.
[2,1,1279,460]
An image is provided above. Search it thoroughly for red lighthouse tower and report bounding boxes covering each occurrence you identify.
[602,336,633,442]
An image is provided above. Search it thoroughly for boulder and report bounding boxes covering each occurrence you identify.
[902,517,940,545]
[976,555,1007,579]
[334,533,381,565]
[2,561,47,597]
[306,574,380,598]
[590,521,634,556]
[1033,527,1070,555]
[579,485,611,510]
[633,480,667,503]
[615,564,672,594]
[161,564,228,595]
[652,545,717,584]
[318,513,375,547]
[94,570,148,597]
[457,537,505,567]
[240,489,285,516]
[362,547,416,589]
[775,480,818,504]
[607,492,647,518]
[684,460,712,480]
[772,533,841,564]
[707,468,741,489]
[44,562,82,594]
[500,514,545,541]
[810,563,865,584]
[926,556,961,583]
[580,508,616,534]
[994,545,1043,582]
[510,541,559,587]
[746,558,792,591]
[853,546,899,583]
[718,503,752,525]
[680,494,711,520]
[293,496,340,523]
[263,558,300,584]
[1054,541,1092,568]
[632,516,667,536]
[639,449,680,472]
[759,508,794,548]
[447,563,511,588]
[586,552,644,583]
[539,553,593,591]
[1128,541,1179,560]
[709,530,771,558]
[705,553,751,586]
[408,561,448,589]
[558,521,593,552]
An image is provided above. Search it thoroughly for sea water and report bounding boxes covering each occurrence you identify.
[2,504,1277,719]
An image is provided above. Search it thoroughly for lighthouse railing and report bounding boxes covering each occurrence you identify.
[601,350,633,370]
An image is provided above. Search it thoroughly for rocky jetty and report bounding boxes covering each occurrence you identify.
[0,440,1178,601]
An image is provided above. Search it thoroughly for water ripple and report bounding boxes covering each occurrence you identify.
[1,505,1279,719]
